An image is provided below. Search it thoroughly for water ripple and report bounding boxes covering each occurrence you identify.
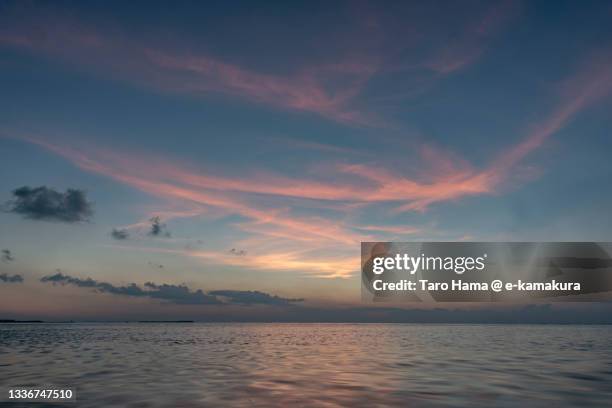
[1,324,612,407]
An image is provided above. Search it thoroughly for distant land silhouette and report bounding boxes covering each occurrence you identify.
[0,319,44,323]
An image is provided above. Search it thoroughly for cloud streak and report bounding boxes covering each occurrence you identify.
[0,3,519,126]
[0,10,377,125]
[208,290,303,306]
[4,45,611,278]
[41,272,219,304]
[9,50,612,276]
[146,49,378,125]
[40,272,302,306]
[487,50,612,178]
[424,0,520,74]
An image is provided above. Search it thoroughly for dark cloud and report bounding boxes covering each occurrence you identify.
[142,282,219,305]
[209,290,303,305]
[1,249,14,263]
[41,272,220,304]
[0,273,23,283]
[229,248,247,256]
[5,186,93,222]
[111,228,130,240]
[148,216,170,237]
[39,272,299,306]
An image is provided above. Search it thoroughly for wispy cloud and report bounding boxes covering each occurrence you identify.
[15,137,490,213]
[4,47,611,277]
[0,3,520,126]
[189,249,358,279]
[487,50,612,177]
[424,0,520,74]
[104,244,358,279]
[0,11,377,125]
[145,49,378,125]
[12,138,368,249]
[353,225,421,235]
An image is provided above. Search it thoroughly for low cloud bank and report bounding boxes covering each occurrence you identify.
[209,290,303,305]
[40,272,302,306]
[0,273,23,283]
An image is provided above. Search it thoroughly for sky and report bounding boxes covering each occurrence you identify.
[1,0,612,322]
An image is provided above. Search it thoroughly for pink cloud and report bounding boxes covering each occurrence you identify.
[16,48,612,227]
[424,0,520,74]
[353,225,421,235]
[0,14,377,125]
[485,51,612,182]
[18,137,370,246]
[6,49,610,277]
[19,135,488,213]
[144,49,379,125]
[106,244,358,279]
[0,4,522,126]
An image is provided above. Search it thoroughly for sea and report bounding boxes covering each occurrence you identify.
[1,323,611,407]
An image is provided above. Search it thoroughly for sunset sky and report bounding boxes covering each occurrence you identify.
[1,0,612,321]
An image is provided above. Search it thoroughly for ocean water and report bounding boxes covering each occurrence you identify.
[1,323,612,407]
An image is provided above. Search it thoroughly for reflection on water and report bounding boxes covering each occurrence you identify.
[1,323,612,407]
